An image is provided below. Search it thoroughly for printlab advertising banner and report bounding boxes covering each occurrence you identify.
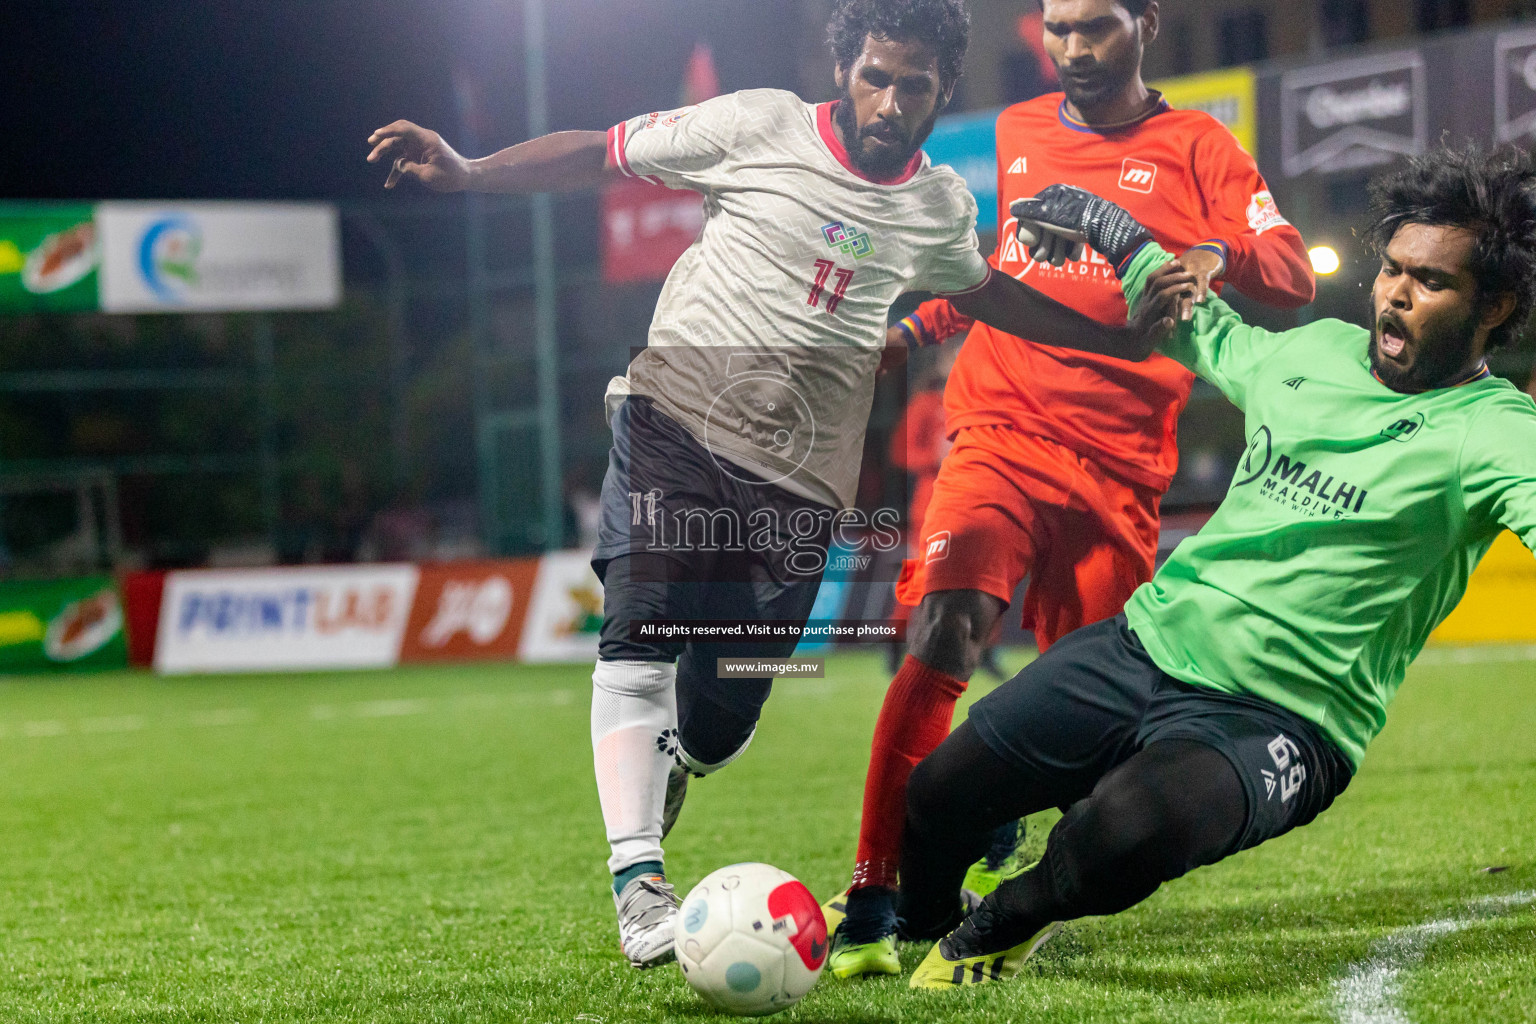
[0,204,100,313]
[97,202,341,313]
[155,565,419,674]
[0,576,128,673]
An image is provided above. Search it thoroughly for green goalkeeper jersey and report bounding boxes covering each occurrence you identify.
[1120,243,1536,770]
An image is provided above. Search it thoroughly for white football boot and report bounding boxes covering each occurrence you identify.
[614,873,682,969]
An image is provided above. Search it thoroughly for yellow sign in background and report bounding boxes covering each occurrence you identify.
[1432,531,1536,644]
[1153,67,1258,155]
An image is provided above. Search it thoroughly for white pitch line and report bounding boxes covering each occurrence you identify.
[1331,891,1535,1024]
[355,699,429,718]
[79,715,148,734]
[187,708,256,727]
[1414,645,1536,667]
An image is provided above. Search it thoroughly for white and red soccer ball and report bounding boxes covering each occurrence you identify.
[675,863,827,1016]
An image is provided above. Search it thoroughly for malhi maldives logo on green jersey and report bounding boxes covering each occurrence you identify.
[1234,425,1370,519]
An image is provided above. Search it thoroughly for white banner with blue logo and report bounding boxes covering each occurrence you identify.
[97,202,340,313]
[155,565,419,674]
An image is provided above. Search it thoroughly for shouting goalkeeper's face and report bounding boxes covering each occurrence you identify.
[1369,222,1515,393]
[834,34,952,181]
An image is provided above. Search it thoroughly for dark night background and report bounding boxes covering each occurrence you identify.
[6,0,810,202]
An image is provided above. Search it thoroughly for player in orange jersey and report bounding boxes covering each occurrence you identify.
[826,0,1316,978]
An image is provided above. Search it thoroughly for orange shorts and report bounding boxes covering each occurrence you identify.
[894,425,1160,652]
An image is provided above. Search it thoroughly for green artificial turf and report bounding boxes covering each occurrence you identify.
[0,646,1530,1022]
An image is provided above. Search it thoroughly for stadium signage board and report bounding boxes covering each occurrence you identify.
[0,576,128,672]
[1152,67,1258,155]
[923,107,1003,231]
[1494,28,1536,143]
[154,565,419,674]
[399,559,542,662]
[601,177,706,283]
[1280,51,1426,177]
[0,205,100,313]
[516,549,605,663]
[97,202,341,313]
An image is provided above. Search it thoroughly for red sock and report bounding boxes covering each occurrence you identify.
[851,655,968,891]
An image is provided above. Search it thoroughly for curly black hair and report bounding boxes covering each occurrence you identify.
[1115,0,1153,15]
[1364,144,1536,350]
[827,0,971,89]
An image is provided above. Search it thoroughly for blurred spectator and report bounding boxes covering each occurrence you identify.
[1001,10,1060,104]
[366,487,435,562]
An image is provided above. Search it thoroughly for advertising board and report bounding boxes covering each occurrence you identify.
[97,202,341,313]
[517,550,605,663]
[399,559,542,663]
[601,177,706,284]
[1281,50,1426,177]
[924,107,1002,231]
[154,565,418,674]
[0,577,128,672]
[1153,67,1258,154]
[0,204,100,313]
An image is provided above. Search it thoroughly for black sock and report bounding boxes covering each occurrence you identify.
[841,885,897,944]
[983,819,1021,870]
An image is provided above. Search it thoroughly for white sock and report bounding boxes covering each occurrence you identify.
[591,659,678,875]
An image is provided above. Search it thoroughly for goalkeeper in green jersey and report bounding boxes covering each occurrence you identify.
[895,145,1536,990]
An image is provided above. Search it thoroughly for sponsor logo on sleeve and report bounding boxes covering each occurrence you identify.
[924,530,952,563]
[1246,191,1290,235]
[1007,156,1028,174]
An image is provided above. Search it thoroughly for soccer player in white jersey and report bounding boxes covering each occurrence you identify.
[368,0,1173,969]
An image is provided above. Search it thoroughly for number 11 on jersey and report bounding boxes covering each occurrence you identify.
[808,258,856,315]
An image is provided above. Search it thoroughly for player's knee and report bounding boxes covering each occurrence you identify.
[592,659,675,698]
[1085,768,1214,880]
[909,597,991,678]
[904,755,948,833]
[676,692,758,775]
[677,724,755,776]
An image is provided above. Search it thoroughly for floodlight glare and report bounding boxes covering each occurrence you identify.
[1309,245,1341,275]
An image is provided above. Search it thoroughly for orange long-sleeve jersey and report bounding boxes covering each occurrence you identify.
[908,94,1314,492]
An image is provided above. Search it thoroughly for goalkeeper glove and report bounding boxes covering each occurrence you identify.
[1010,184,1154,270]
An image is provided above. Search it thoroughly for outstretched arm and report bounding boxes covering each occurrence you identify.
[366,122,617,193]
[950,265,1190,361]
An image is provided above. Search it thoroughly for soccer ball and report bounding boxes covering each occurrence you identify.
[674,863,827,1016]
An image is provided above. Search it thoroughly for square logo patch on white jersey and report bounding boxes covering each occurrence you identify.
[1118,158,1157,194]
[924,530,952,564]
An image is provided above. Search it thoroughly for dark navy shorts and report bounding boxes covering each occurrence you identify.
[969,615,1353,856]
[592,397,837,753]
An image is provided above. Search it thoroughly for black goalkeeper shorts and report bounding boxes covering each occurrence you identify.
[969,614,1354,858]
